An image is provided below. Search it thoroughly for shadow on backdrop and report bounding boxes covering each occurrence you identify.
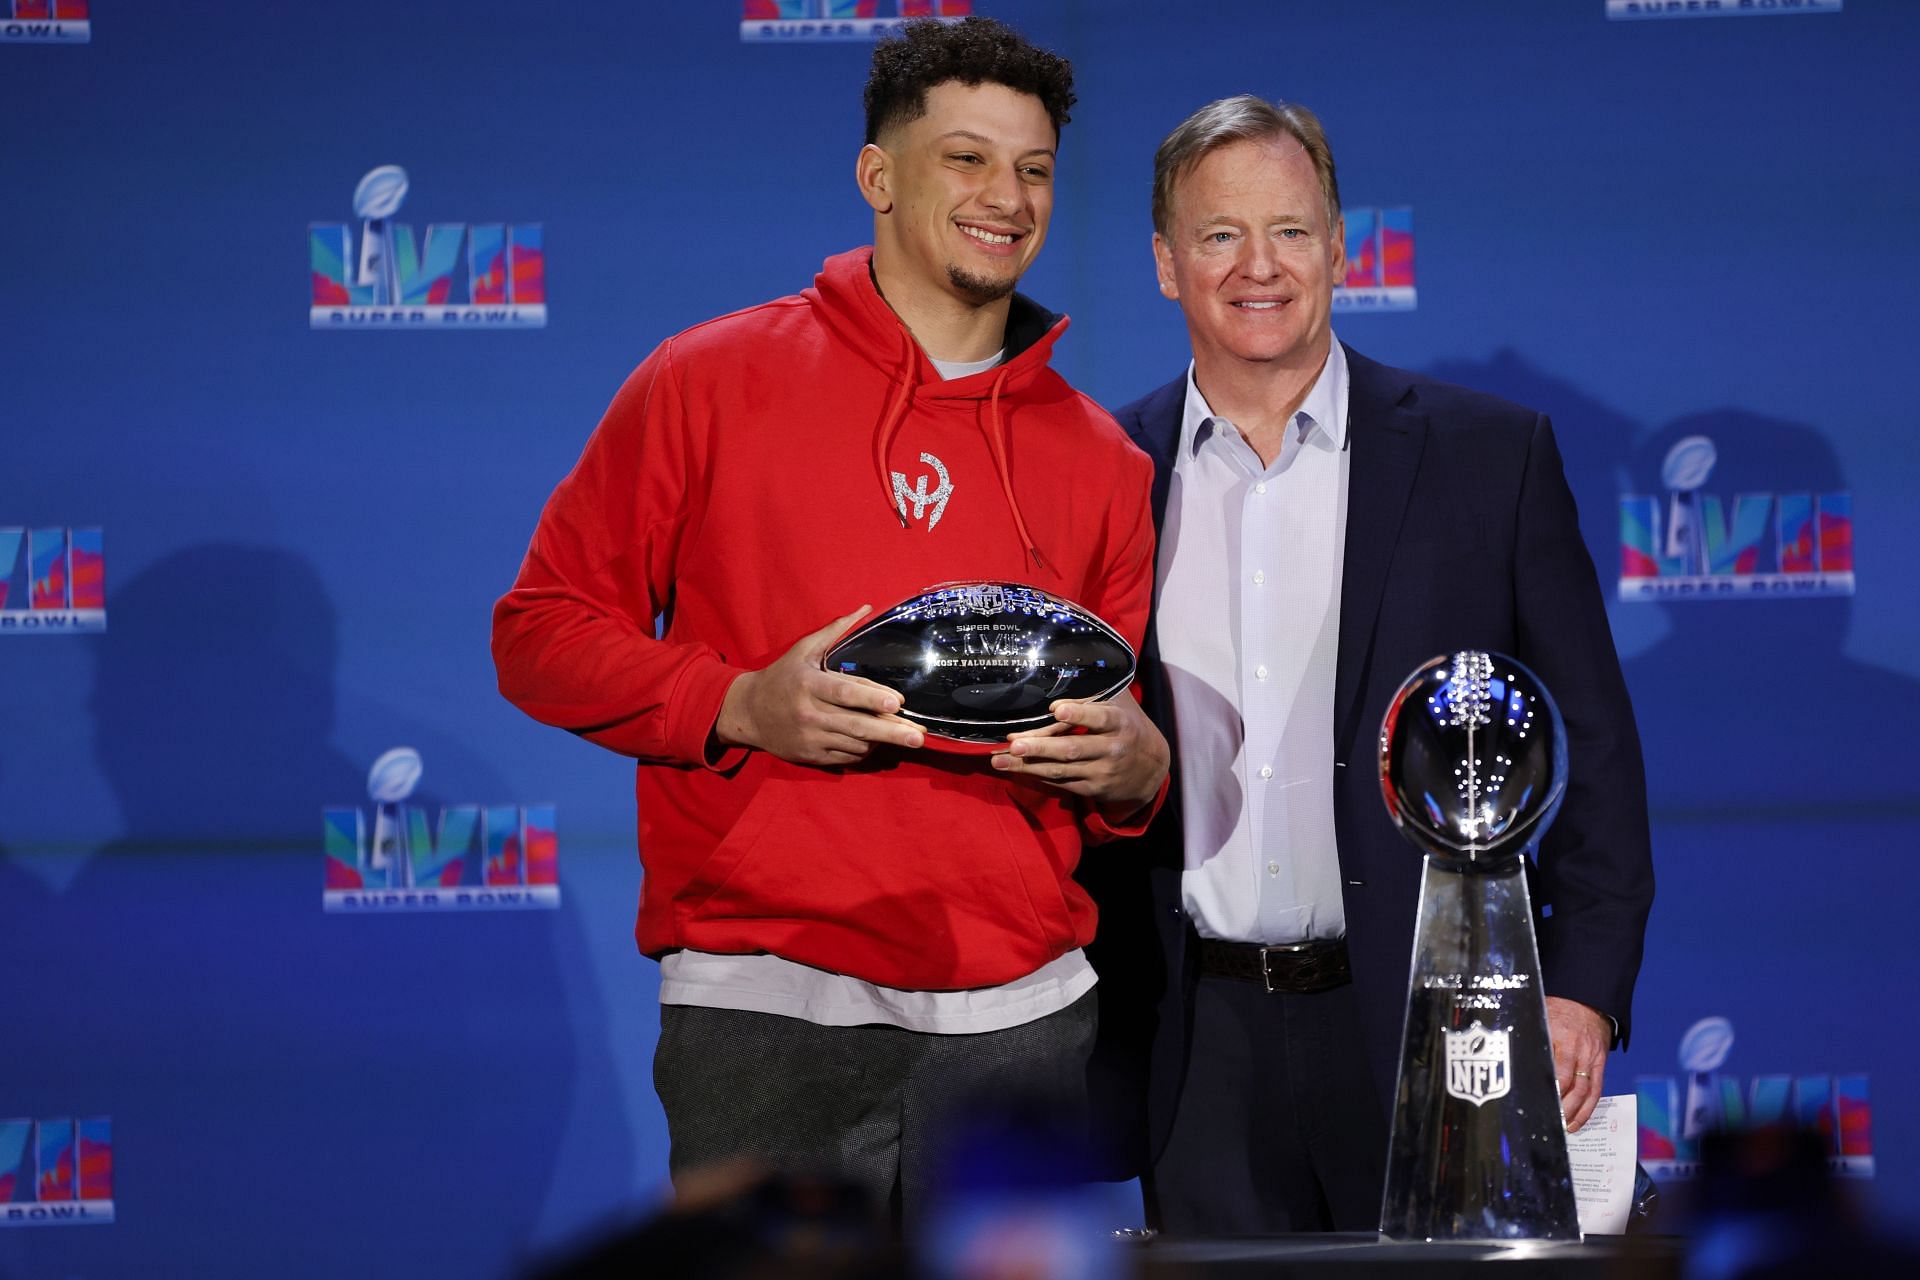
[1425,347,1641,567]
[1619,413,1920,816]
[0,545,621,1280]
[1426,355,1920,817]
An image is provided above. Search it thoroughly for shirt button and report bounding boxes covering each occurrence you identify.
[1252,570,1265,586]
[1254,664,1268,681]
[1267,861,1280,877]
[1259,764,1274,779]
[1255,482,1268,495]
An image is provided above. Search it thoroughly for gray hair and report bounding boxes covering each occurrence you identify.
[1151,94,1341,235]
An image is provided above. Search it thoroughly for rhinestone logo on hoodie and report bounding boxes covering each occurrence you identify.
[892,452,954,532]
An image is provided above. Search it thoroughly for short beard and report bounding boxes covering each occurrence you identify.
[947,262,1017,303]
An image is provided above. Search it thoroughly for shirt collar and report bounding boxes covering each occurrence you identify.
[1179,335,1350,459]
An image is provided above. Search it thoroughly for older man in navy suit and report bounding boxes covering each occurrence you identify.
[1082,96,1654,1235]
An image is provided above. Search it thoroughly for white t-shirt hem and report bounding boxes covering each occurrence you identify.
[658,948,1096,1035]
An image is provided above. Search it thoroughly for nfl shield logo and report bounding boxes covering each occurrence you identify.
[1444,1022,1512,1107]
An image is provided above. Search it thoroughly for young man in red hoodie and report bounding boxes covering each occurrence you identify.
[492,18,1166,1220]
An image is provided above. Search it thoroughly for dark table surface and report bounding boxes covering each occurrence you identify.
[1132,1232,1685,1278]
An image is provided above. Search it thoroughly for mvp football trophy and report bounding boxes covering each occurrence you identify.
[822,582,1135,750]
[1377,651,1581,1241]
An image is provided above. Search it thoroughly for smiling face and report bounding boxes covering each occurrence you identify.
[863,79,1056,310]
[1152,135,1345,377]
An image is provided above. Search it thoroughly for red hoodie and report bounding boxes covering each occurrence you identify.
[492,248,1157,991]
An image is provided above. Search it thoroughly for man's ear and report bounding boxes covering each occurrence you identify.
[1152,233,1178,301]
[1329,212,1346,287]
[856,143,892,214]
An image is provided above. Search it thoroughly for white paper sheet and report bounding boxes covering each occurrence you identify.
[1568,1093,1637,1235]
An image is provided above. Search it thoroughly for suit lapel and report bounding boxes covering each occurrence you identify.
[1123,375,1184,532]
[1119,374,1185,739]
[1335,346,1427,751]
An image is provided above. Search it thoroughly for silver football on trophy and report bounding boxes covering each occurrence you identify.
[1378,651,1566,866]
[823,582,1136,748]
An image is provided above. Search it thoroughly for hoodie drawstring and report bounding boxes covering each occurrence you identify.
[874,320,1047,572]
[873,323,919,528]
[980,364,1047,573]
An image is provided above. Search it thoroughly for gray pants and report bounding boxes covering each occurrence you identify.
[654,990,1097,1224]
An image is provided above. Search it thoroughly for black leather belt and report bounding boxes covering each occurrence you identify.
[1199,937,1351,994]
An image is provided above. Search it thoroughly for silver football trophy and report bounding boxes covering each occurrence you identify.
[1377,651,1581,1241]
[823,582,1135,748]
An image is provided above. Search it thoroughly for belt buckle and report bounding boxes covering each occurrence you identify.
[1259,942,1311,994]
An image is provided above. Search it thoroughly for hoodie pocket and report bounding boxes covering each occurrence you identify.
[673,766,787,914]
[680,764,1074,987]
[988,779,1082,947]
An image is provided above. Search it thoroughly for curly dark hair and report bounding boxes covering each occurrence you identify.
[863,17,1075,145]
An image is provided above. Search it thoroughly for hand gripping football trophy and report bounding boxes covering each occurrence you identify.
[823,581,1135,751]
[1377,651,1582,1242]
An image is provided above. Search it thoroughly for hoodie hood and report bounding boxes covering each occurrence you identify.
[805,247,1068,397]
[805,247,1066,570]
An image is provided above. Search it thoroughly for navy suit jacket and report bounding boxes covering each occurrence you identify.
[1079,344,1655,1179]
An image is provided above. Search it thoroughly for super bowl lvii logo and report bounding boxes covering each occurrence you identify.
[1,1118,113,1227]
[324,748,559,911]
[309,166,545,329]
[742,1,971,42]
[1607,0,1841,19]
[1618,436,1853,601]
[1636,1017,1872,1181]
[1335,207,1416,312]
[1,1,89,43]
[0,527,104,634]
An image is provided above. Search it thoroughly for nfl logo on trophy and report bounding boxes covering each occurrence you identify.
[1445,1023,1512,1107]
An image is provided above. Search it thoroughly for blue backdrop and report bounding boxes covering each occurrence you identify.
[3,2,1916,1274]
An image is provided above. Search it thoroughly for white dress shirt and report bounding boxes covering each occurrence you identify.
[1155,339,1351,944]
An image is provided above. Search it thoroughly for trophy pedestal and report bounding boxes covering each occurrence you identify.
[1379,854,1580,1242]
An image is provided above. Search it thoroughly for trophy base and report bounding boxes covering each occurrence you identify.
[1378,855,1581,1242]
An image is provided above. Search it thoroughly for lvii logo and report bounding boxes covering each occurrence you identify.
[1,527,105,634]
[309,166,545,329]
[1637,1017,1872,1179]
[1336,207,1416,312]
[1607,0,1841,19]
[1,1,89,44]
[1,1117,113,1227]
[1619,436,1853,601]
[324,748,559,911]
[743,1,970,43]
